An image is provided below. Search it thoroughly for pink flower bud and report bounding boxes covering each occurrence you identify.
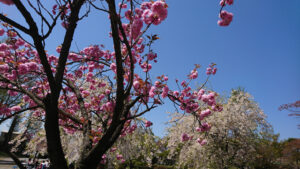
[181,133,190,142]
[218,11,233,26]
[161,86,169,98]
[149,86,156,98]
[145,120,153,127]
[226,0,234,5]
[110,63,117,73]
[0,28,5,36]
[10,106,21,112]
[189,69,198,79]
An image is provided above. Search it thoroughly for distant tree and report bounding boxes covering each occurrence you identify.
[253,132,285,169]
[281,138,300,169]
[166,89,272,169]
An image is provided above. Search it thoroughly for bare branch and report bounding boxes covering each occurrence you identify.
[0,14,30,34]
[89,1,109,13]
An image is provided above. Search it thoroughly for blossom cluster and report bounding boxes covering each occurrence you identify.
[0,29,43,116]
[218,0,234,26]
[0,0,13,5]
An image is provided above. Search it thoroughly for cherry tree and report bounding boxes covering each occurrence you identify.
[166,89,271,169]
[0,0,234,169]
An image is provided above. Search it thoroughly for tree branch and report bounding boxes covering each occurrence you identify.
[0,14,30,34]
[54,0,85,100]
[0,106,40,124]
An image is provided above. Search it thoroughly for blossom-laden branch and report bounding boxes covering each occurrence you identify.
[279,100,300,114]
[279,100,300,129]
[218,0,234,26]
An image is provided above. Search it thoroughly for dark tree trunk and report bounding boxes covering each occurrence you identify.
[44,94,69,169]
[76,123,125,169]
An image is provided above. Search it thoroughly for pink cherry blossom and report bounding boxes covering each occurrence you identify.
[99,94,105,101]
[189,69,198,79]
[198,122,211,132]
[61,21,69,29]
[145,120,153,127]
[198,89,205,96]
[0,43,8,51]
[26,62,38,71]
[200,139,207,146]
[52,4,57,15]
[125,10,132,20]
[0,0,14,5]
[119,3,127,9]
[104,101,114,112]
[151,1,168,22]
[18,64,28,75]
[0,64,9,73]
[220,0,226,6]
[149,86,156,98]
[110,63,117,73]
[212,67,217,75]
[110,147,117,152]
[161,86,169,98]
[142,9,154,25]
[226,0,234,5]
[7,90,18,96]
[105,89,111,95]
[181,133,190,142]
[218,10,233,26]
[82,90,90,97]
[140,62,152,72]
[75,70,83,78]
[0,28,4,36]
[141,2,152,10]
[15,38,25,46]
[197,138,207,146]
[56,46,61,53]
[206,67,212,75]
[147,52,157,61]
[10,105,21,112]
[100,154,107,164]
[133,80,140,90]
[7,31,17,37]
[131,18,143,40]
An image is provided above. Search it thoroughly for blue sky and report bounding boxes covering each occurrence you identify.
[0,0,299,140]
[146,0,300,139]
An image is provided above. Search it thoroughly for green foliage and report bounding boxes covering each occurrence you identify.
[117,158,149,169]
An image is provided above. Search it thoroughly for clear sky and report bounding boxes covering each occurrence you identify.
[0,0,299,140]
